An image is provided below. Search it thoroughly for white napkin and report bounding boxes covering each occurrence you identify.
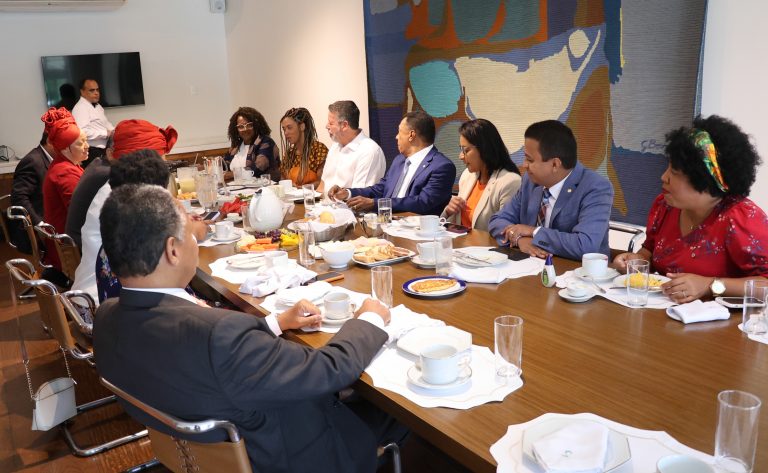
[450,257,545,283]
[667,300,730,324]
[238,264,317,297]
[383,224,465,241]
[381,304,445,342]
[275,281,333,306]
[531,421,609,473]
[209,256,263,284]
[556,270,677,309]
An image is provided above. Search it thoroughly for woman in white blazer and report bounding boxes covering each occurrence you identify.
[443,119,521,232]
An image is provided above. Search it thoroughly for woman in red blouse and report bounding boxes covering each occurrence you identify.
[614,115,768,302]
[41,107,88,273]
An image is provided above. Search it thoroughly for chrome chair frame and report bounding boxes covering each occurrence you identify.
[0,194,17,250]
[609,221,646,253]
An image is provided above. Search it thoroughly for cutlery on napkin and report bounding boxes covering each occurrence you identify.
[238,265,317,297]
[275,281,333,306]
[532,421,609,473]
[666,300,730,324]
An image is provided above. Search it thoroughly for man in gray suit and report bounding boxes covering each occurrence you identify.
[93,184,404,473]
[488,120,614,260]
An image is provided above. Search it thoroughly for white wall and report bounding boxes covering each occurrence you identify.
[223,0,370,150]
[0,0,232,163]
[700,0,768,210]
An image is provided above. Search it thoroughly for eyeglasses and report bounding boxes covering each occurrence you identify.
[458,145,475,156]
[236,122,254,131]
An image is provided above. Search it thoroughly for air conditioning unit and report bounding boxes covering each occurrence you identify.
[0,0,125,11]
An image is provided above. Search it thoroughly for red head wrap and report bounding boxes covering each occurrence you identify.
[112,119,179,160]
[40,107,81,152]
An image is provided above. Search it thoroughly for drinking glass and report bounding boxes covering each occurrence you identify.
[434,236,453,276]
[177,166,198,193]
[371,266,393,307]
[495,315,523,383]
[302,184,316,218]
[377,198,392,224]
[298,228,315,267]
[626,259,650,307]
[742,280,768,335]
[195,172,218,211]
[715,390,761,473]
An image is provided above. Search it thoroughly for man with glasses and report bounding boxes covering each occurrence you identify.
[72,78,115,168]
[319,100,385,194]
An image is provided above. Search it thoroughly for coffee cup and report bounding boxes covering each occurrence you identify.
[582,253,609,278]
[566,281,589,298]
[265,250,289,268]
[214,221,234,240]
[234,167,255,182]
[323,292,352,320]
[419,344,470,385]
[279,179,293,190]
[656,455,715,473]
[416,241,437,263]
[419,215,447,233]
[226,212,240,221]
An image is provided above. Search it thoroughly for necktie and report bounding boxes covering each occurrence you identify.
[536,188,551,227]
[390,160,411,197]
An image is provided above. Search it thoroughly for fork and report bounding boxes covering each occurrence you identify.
[585,276,607,294]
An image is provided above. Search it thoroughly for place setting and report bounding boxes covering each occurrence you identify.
[384,215,465,241]
[198,220,243,247]
[448,246,546,284]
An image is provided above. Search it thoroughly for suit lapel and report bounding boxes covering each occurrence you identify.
[527,184,545,225]
[549,164,584,226]
[471,171,492,227]
[387,157,406,197]
[405,147,436,194]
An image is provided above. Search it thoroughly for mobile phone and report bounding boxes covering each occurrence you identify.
[489,246,529,261]
[444,223,470,234]
[315,271,344,283]
[202,211,221,221]
[715,296,755,309]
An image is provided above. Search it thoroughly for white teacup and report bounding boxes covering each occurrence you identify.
[582,253,609,278]
[566,281,590,298]
[214,220,234,239]
[419,215,447,233]
[234,167,255,182]
[226,212,240,221]
[656,455,715,473]
[416,241,437,263]
[323,292,352,320]
[279,179,293,190]
[265,250,289,268]
[419,344,470,385]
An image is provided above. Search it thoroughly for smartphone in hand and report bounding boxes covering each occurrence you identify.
[444,223,470,234]
[202,211,221,221]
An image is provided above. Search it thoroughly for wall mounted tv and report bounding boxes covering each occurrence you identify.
[41,52,144,109]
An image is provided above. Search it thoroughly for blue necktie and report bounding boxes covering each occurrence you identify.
[390,160,411,198]
[536,188,551,227]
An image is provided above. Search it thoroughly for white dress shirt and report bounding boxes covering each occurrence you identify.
[533,170,572,235]
[71,96,115,149]
[230,142,248,170]
[395,145,433,198]
[71,182,112,304]
[322,131,385,191]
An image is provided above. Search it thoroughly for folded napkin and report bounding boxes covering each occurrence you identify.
[209,256,263,284]
[532,421,609,473]
[383,224,465,241]
[450,257,545,283]
[667,300,730,324]
[238,264,317,297]
[382,304,445,342]
[275,281,333,306]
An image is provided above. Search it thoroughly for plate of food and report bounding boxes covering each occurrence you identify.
[177,191,197,203]
[236,229,299,253]
[613,273,670,292]
[352,241,414,267]
[402,276,466,299]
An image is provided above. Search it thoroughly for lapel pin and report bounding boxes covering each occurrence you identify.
[567,188,572,193]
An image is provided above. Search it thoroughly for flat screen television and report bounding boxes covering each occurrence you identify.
[41,52,145,109]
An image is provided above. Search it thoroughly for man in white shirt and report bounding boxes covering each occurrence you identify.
[71,78,114,168]
[319,100,385,195]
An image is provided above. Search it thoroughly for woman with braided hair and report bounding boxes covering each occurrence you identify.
[279,107,328,187]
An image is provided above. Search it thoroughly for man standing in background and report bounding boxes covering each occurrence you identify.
[72,78,114,168]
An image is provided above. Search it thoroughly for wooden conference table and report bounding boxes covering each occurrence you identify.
[193,207,767,472]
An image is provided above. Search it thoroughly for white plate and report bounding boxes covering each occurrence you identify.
[522,418,631,472]
[407,364,472,392]
[453,249,508,267]
[225,216,243,223]
[405,277,463,296]
[415,228,447,238]
[353,250,415,268]
[211,229,243,243]
[613,274,670,292]
[226,254,266,270]
[397,326,472,358]
[558,288,595,303]
[410,255,436,268]
[397,216,420,228]
[574,267,620,282]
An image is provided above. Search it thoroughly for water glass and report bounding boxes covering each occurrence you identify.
[377,198,392,224]
[195,171,218,211]
[494,315,523,383]
[303,184,316,217]
[742,280,768,335]
[298,228,315,267]
[626,259,650,307]
[371,266,393,307]
[715,390,761,472]
[434,236,453,276]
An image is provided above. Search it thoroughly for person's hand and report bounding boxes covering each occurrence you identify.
[347,196,375,213]
[662,273,713,304]
[187,214,209,241]
[517,237,548,258]
[443,196,466,217]
[328,185,348,201]
[500,224,536,246]
[355,298,391,325]
[612,252,642,271]
[278,299,323,331]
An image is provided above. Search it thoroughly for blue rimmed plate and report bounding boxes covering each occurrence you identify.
[402,276,467,299]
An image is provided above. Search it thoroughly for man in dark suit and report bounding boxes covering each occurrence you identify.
[9,132,55,253]
[488,120,614,260]
[328,110,456,216]
[93,184,404,473]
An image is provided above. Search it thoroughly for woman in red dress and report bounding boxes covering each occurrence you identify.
[614,115,768,303]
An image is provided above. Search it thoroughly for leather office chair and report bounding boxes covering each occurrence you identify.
[5,258,148,457]
[34,223,81,282]
[100,377,252,473]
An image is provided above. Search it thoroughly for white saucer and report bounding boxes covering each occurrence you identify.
[398,217,419,228]
[558,288,594,303]
[226,254,266,270]
[407,364,472,392]
[211,229,242,243]
[415,228,447,238]
[574,267,619,282]
[411,255,436,268]
[225,216,243,223]
[320,306,355,326]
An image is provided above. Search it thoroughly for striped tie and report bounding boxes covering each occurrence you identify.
[536,188,551,227]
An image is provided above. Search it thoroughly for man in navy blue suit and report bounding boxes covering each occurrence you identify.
[488,120,614,261]
[328,110,456,216]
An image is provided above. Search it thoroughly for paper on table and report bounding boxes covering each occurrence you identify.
[556,270,677,309]
[490,412,715,473]
[666,300,730,324]
[365,345,522,409]
[449,248,545,283]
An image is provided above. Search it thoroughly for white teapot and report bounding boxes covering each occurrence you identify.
[247,187,284,232]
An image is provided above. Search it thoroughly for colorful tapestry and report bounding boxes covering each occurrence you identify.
[364,0,707,225]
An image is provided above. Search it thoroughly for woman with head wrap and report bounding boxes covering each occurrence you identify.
[41,107,88,276]
[613,115,768,301]
[279,107,328,187]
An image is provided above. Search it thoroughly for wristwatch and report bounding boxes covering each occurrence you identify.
[710,278,726,296]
